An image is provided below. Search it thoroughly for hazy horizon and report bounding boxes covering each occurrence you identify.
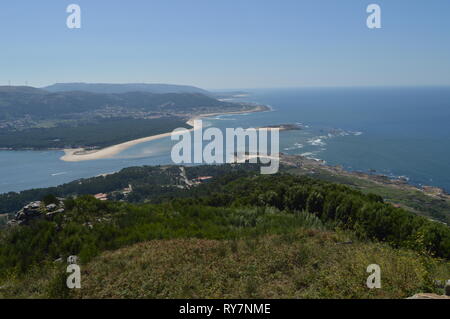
[3,82,450,92]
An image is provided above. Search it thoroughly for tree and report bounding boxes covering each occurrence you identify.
[42,194,59,206]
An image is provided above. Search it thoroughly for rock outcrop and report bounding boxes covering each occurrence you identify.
[7,199,65,226]
[408,281,450,299]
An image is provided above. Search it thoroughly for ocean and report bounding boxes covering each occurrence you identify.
[1,87,449,194]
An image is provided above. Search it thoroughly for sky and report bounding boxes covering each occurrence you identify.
[1,0,450,89]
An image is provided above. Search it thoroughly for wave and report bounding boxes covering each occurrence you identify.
[283,143,304,151]
[300,152,317,157]
[327,129,364,137]
[304,127,364,149]
[300,152,325,163]
[307,137,327,147]
[51,172,67,176]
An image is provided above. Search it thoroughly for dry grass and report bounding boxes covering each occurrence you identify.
[2,229,447,299]
[71,229,445,299]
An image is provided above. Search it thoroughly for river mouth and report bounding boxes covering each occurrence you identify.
[1,87,450,194]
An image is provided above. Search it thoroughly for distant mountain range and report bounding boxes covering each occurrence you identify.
[43,83,211,95]
[0,85,238,120]
[0,84,259,149]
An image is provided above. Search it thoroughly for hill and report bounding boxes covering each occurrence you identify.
[0,117,189,149]
[0,86,261,149]
[0,86,46,94]
[0,165,449,298]
[1,156,449,224]
[0,87,232,120]
[43,83,211,95]
[5,231,448,299]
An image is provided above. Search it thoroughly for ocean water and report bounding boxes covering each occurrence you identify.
[234,87,450,190]
[0,87,449,194]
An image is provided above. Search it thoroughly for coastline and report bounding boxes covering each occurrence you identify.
[192,104,270,119]
[60,130,180,162]
[60,104,269,162]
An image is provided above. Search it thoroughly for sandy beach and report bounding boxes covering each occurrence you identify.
[60,105,268,162]
[60,130,181,162]
[192,104,269,118]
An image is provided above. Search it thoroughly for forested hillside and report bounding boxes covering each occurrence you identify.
[0,86,261,149]
[0,168,449,298]
[0,164,260,214]
[0,117,188,149]
[0,87,233,120]
[43,83,210,95]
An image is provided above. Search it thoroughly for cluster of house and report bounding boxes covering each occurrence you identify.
[94,184,133,201]
[94,193,108,201]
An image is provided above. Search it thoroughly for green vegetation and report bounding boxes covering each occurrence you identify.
[42,194,59,206]
[0,170,449,298]
[76,235,443,299]
[194,174,450,259]
[0,164,260,214]
[0,215,7,227]
[43,83,210,95]
[290,166,450,224]
[4,232,448,299]
[0,86,260,149]
[0,117,188,149]
[0,87,234,120]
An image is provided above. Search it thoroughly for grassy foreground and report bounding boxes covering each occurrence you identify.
[1,172,449,299]
[2,228,449,299]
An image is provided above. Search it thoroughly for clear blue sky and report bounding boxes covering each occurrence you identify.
[1,0,450,89]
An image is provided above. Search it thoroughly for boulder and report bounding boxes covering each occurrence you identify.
[46,203,57,211]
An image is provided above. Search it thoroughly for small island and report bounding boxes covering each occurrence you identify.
[257,123,303,131]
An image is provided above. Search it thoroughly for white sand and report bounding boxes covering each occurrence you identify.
[60,131,180,162]
[60,106,267,162]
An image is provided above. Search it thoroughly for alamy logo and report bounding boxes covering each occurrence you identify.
[66,255,81,289]
[66,4,81,29]
[367,4,381,29]
[64,4,380,30]
[171,120,280,174]
[366,264,381,289]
